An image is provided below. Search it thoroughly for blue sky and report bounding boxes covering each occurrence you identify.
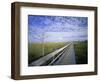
[28,15,88,43]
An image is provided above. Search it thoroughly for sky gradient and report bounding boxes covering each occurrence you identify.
[28,15,88,43]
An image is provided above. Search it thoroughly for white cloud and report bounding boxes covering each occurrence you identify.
[44,31,87,42]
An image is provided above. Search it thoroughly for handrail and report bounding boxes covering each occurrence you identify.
[48,50,65,65]
[29,43,71,66]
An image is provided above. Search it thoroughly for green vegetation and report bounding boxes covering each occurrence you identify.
[74,41,88,64]
[28,41,88,65]
[28,42,67,64]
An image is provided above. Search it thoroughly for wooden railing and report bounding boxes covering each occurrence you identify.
[29,43,71,66]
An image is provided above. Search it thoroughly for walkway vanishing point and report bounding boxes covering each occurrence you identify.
[29,42,76,66]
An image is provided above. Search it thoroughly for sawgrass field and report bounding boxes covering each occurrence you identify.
[28,41,88,65]
[74,41,88,64]
[28,42,67,64]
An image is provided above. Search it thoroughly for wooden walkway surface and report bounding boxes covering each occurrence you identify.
[29,43,76,66]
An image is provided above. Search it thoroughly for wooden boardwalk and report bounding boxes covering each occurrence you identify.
[29,43,76,66]
[53,43,76,65]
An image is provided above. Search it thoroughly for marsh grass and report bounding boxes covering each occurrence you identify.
[28,42,67,64]
[74,41,88,64]
[28,41,88,65]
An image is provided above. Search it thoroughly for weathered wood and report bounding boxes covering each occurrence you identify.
[29,43,71,66]
[53,43,76,65]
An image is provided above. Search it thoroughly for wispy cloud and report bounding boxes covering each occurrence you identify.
[28,15,88,43]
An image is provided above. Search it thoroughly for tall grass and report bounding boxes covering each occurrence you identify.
[74,41,88,64]
[28,42,67,64]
